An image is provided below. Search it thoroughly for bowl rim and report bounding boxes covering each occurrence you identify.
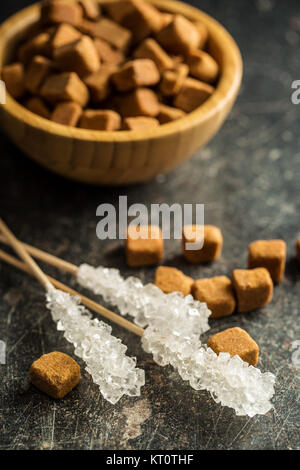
[0,0,243,143]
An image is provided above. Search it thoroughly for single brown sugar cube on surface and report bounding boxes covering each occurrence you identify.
[134,38,174,73]
[297,238,300,265]
[159,64,188,96]
[51,101,82,126]
[30,351,81,399]
[79,109,121,130]
[207,327,259,366]
[123,116,159,130]
[1,63,25,99]
[25,97,51,119]
[40,72,89,106]
[91,18,132,51]
[84,64,117,103]
[248,240,286,284]
[50,23,82,51]
[118,88,160,117]
[41,0,83,27]
[186,50,219,83]
[192,276,236,318]
[126,225,163,267]
[155,266,193,296]
[25,55,54,94]
[174,77,214,112]
[79,0,100,20]
[158,104,186,124]
[232,268,273,313]
[182,225,223,264]
[156,14,200,54]
[18,32,52,64]
[94,38,124,65]
[112,59,160,92]
[54,35,100,78]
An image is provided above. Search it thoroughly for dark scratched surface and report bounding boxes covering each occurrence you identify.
[0,0,300,450]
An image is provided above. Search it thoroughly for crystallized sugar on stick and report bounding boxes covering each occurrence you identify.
[77,264,211,333]
[46,286,145,404]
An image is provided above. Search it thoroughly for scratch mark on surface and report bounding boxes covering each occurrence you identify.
[122,399,152,442]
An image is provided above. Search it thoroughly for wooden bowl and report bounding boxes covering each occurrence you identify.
[0,0,242,186]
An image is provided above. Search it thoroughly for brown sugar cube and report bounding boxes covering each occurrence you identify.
[182,225,223,264]
[51,101,82,126]
[159,63,188,96]
[41,72,89,106]
[25,55,54,94]
[105,1,134,24]
[248,240,286,284]
[192,276,236,318]
[207,327,259,366]
[134,38,174,73]
[126,225,163,267]
[54,35,100,78]
[24,97,51,119]
[121,0,164,44]
[1,63,25,99]
[156,14,200,55]
[112,59,160,92]
[79,109,121,130]
[41,0,83,27]
[18,32,52,64]
[91,18,132,51]
[155,266,193,296]
[232,268,273,313]
[123,116,159,130]
[187,50,219,84]
[84,64,116,103]
[94,38,124,65]
[297,238,300,265]
[118,88,160,117]
[29,351,80,399]
[174,77,214,112]
[50,23,82,51]
[194,21,209,49]
[79,0,100,20]
[158,104,186,124]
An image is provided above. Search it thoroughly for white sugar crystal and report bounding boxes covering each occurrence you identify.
[77,264,211,335]
[46,286,145,404]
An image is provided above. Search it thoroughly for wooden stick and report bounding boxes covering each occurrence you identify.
[0,219,51,290]
[0,248,144,337]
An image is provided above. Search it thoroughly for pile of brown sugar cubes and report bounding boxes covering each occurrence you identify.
[1,0,219,131]
[126,224,290,366]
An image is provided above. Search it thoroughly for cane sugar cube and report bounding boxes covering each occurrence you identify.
[79,0,100,20]
[192,276,236,318]
[194,21,208,49]
[207,327,259,366]
[51,101,82,126]
[18,33,52,64]
[156,14,200,54]
[158,104,186,124]
[159,63,188,96]
[248,240,286,284]
[134,38,174,73]
[126,225,163,267]
[94,38,124,65]
[183,225,223,264]
[30,351,81,398]
[118,88,160,117]
[112,59,160,92]
[155,266,193,296]
[41,0,83,27]
[122,0,164,43]
[25,97,51,119]
[41,72,89,106]
[25,55,54,94]
[123,116,159,130]
[186,50,219,83]
[297,238,300,265]
[91,18,132,51]
[51,23,82,51]
[54,35,100,78]
[232,268,273,313]
[79,109,121,130]
[1,63,25,99]
[105,1,134,24]
[84,64,116,103]
[174,77,214,112]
